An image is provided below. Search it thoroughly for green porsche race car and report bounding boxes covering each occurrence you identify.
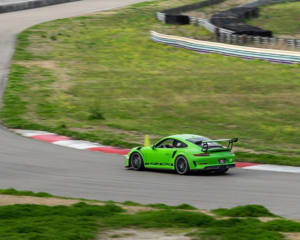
[125,134,238,175]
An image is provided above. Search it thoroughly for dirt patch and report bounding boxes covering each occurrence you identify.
[284,233,300,240]
[87,10,119,16]
[0,195,81,206]
[258,217,281,222]
[17,60,73,93]
[99,229,191,240]
[0,195,155,214]
[16,60,56,70]
[122,205,155,214]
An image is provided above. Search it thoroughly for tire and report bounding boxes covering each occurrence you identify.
[130,152,144,171]
[175,156,190,175]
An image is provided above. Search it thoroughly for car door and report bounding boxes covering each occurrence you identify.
[152,139,175,168]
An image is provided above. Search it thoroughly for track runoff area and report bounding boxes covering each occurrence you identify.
[13,129,300,174]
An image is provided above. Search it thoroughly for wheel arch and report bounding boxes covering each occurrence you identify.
[174,153,189,165]
[128,150,144,167]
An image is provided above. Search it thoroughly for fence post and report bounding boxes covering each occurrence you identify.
[246,35,253,44]
[226,33,232,43]
[254,36,261,45]
[238,35,245,44]
[275,38,287,49]
[261,37,269,45]
[269,37,276,46]
[231,34,237,44]
[219,32,226,42]
[286,39,296,48]
[189,16,197,25]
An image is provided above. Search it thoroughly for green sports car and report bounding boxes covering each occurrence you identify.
[125,134,238,175]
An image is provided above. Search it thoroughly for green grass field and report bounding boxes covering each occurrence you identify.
[1,189,300,240]
[248,2,300,37]
[1,202,300,240]
[1,0,300,164]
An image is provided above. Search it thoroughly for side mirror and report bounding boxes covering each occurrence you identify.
[232,138,238,143]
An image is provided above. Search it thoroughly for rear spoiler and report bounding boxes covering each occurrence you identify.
[202,138,238,152]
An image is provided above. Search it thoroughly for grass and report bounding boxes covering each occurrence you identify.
[212,204,277,217]
[0,202,123,240]
[0,189,300,240]
[0,188,53,198]
[248,1,300,37]
[236,152,300,166]
[1,0,300,164]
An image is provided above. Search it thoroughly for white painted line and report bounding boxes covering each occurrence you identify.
[13,129,54,137]
[244,164,300,173]
[53,140,103,150]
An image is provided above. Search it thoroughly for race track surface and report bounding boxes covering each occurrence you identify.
[0,0,299,219]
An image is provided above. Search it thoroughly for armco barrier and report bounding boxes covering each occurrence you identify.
[151,31,300,64]
[0,0,80,13]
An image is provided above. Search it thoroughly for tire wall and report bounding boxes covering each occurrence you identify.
[210,7,273,37]
[0,0,80,13]
[158,0,225,25]
[157,0,300,36]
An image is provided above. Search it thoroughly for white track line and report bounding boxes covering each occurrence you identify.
[244,164,300,174]
[53,140,103,150]
[13,129,54,137]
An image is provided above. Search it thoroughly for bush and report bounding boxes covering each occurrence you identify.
[212,205,276,217]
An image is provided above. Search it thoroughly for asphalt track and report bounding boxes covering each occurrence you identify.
[0,0,299,219]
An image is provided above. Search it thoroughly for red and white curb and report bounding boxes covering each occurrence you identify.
[12,129,300,174]
[13,129,130,155]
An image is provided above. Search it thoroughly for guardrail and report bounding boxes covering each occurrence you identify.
[0,0,80,13]
[151,31,300,64]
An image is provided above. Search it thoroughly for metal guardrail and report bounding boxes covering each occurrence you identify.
[151,31,300,64]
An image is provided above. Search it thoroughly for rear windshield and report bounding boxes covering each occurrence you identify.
[187,137,223,149]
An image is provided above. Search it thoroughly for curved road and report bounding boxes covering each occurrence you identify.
[0,0,299,219]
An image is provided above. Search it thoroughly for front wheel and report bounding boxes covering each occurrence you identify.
[175,156,190,175]
[130,152,144,171]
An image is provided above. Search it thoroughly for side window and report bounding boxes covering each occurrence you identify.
[173,140,187,148]
[156,139,175,148]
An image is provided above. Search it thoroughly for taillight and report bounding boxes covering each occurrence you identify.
[193,153,210,157]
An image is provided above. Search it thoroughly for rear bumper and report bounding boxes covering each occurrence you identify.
[204,164,235,171]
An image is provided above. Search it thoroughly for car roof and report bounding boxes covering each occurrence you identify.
[168,134,208,141]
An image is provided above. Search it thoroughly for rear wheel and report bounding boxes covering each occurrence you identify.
[175,156,189,175]
[130,152,144,171]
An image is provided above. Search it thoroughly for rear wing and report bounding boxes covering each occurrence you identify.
[202,138,238,152]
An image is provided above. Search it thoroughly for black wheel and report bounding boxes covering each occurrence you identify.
[175,156,190,175]
[130,152,144,171]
